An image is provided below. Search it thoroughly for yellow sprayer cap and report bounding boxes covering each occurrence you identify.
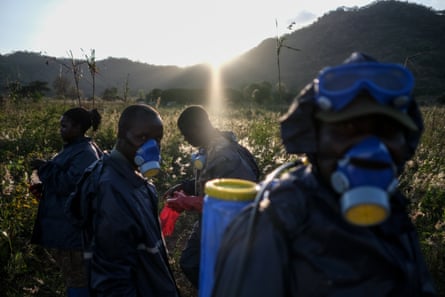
[204,178,258,201]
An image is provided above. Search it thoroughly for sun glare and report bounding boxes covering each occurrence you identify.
[208,63,225,117]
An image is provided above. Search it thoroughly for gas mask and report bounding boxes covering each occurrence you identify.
[191,148,207,170]
[330,136,398,226]
[134,139,161,177]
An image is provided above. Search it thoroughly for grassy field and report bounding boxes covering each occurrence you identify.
[0,99,444,296]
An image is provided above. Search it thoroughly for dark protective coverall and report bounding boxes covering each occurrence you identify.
[180,130,259,288]
[32,136,101,248]
[212,165,437,297]
[66,150,180,297]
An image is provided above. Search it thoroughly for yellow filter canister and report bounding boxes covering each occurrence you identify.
[341,186,390,227]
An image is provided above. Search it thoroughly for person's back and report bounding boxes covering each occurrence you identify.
[198,130,259,191]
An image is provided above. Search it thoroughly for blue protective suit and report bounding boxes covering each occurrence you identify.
[179,131,259,288]
[66,150,180,297]
[212,164,437,297]
[31,136,101,249]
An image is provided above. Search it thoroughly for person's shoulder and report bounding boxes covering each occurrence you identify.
[268,165,313,194]
[77,157,105,190]
[66,137,99,156]
[258,165,315,234]
[98,153,147,194]
[209,132,233,151]
[95,154,120,183]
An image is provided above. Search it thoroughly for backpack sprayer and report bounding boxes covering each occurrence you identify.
[209,159,304,297]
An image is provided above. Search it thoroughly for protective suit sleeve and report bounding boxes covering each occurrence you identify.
[39,148,98,197]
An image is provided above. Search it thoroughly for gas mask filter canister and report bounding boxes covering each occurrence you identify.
[330,136,398,226]
[191,148,206,170]
[134,139,161,177]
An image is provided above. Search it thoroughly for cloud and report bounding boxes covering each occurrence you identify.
[291,10,318,25]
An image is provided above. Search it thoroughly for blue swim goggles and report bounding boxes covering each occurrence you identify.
[314,62,414,111]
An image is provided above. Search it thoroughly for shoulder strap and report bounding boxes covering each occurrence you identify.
[263,169,307,239]
[90,140,104,158]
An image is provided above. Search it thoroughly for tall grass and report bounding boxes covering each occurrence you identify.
[0,99,444,296]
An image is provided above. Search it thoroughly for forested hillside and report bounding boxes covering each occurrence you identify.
[222,1,445,96]
[1,0,444,100]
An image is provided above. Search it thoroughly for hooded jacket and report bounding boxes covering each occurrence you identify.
[178,130,260,288]
[198,131,259,194]
[66,150,179,297]
[31,136,101,249]
[212,165,436,297]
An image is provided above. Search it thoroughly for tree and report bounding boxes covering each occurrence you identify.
[123,74,130,102]
[5,80,49,101]
[243,82,272,104]
[252,81,272,104]
[52,75,71,99]
[5,81,22,102]
[275,19,300,102]
[146,88,163,105]
[84,49,98,107]
[46,50,85,106]
[23,81,50,100]
[102,87,119,101]
[68,50,84,105]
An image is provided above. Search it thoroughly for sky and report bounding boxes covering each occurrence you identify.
[1,0,444,67]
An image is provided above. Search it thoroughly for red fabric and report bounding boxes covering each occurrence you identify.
[159,206,181,237]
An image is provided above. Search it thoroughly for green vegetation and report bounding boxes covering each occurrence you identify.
[0,99,444,296]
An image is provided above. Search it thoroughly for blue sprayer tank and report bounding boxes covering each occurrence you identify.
[199,178,258,297]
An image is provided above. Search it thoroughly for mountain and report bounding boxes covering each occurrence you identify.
[221,0,445,96]
[1,0,444,99]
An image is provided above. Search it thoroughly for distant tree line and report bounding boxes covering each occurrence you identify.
[1,76,295,108]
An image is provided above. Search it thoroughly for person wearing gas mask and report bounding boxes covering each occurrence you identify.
[65,104,180,297]
[211,52,437,297]
[163,105,260,288]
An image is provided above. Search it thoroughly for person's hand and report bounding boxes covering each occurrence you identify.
[29,183,43,201]
[166,190,203,213]
[161,184,183,200]
[30,159,46,170]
